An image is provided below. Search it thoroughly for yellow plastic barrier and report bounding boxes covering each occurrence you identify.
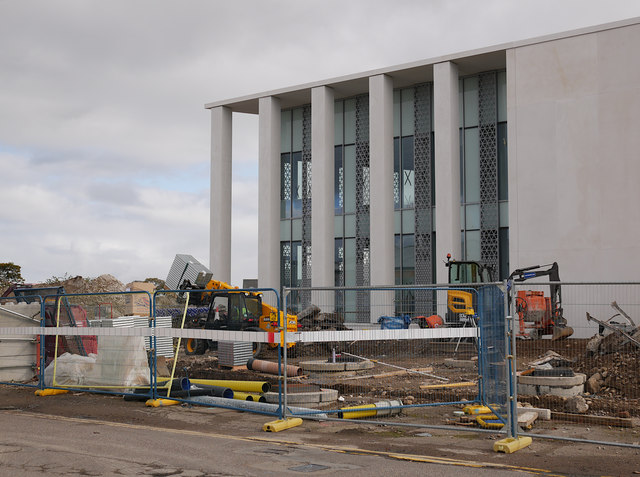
[462,404,491,415]
[35,389,69,396]
[263,418,303,432]
[475,414,506,429]
[145,398,180,407]
[494,436,533,453]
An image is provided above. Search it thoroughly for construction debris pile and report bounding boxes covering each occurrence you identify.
[575,349,640,400]
[44,274,127,294]
[296,305,349,331]
[579,301,640,400]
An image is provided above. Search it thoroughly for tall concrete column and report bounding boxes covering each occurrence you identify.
[258,96,281,297]
[434,61,461,283]
[210,106,232,283]
[369,74,395,286]
[311,86,335,311]
[369,74,395,320]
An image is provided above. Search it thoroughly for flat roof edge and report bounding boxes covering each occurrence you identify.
[204,15,640,111]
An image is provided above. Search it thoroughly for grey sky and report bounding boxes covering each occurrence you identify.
[1,0,639,285]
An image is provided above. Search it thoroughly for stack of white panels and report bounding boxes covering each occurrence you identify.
[218,341,252,367]
[90,316,174,358]
[165,254,211,291]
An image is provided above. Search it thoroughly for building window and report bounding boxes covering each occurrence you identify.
[333,95,370,322]
[459,70,508,279]
[280,105,311,308]
[391,84,436,315]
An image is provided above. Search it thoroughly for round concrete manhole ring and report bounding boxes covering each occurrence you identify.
[299,359,374,372]
[518,373,586,387]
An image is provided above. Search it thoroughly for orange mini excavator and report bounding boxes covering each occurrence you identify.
[508,262,574,340]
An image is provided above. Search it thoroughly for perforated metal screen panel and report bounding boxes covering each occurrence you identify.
[301,105,312,307]
[414,83,434,312]
[478,72,499,276]
[355,94,370,322]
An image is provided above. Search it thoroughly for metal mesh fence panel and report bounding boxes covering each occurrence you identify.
[478,285,508,415]
[155,287,285,416]
[512,282,640,447]
[281,286,508,429]
[0,294,43,386]
[1,290,155,397]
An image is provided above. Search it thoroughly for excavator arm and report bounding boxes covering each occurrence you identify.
[508,262,573,340]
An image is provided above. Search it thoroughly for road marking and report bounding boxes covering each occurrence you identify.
[3,409,562,475]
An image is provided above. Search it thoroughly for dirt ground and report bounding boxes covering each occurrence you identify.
[1,383,639,477]
[2,339,639,475]
[176,338,640,419]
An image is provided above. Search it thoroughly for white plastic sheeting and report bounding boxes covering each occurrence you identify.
[44,335,150,390]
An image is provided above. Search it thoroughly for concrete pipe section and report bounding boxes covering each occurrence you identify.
[517,373,586,397]
[299,359,374,374]
[247,358,303,377]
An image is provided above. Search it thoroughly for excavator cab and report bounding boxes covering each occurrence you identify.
[445,254,493,325]
[447,259,493,285]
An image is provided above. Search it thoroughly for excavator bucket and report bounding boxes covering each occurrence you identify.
[551,325,574,341]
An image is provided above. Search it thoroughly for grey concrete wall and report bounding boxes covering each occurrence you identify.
[507,23,640,281]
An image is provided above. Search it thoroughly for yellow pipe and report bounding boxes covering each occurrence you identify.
[52,297,63,387]
[233,392,266,402]
[339,400,404,419]
[188,378,270,393]
[420,381,476,390]
[339,404,378,419]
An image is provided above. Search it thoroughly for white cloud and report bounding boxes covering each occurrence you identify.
[1,0,639,287]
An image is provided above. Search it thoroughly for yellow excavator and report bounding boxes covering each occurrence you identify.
[177,277,298,356]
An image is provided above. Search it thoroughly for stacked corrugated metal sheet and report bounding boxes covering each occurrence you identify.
[165,254,212,291]
[218,341,253,367]
[90,316,174,358]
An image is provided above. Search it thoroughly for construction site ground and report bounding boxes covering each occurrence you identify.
[1,381,639,476]
[1,338,639,475]
[178,338,640,418]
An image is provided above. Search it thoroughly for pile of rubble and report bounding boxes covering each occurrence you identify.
[576,348,640,399]
[577,302,640,400]
[44,274,127,294]
[296,305,349,331]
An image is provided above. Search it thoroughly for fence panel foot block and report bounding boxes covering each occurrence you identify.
[263,418,303,432]
[493,436,532,453]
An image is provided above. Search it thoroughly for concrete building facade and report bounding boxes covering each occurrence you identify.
[206,18,640,320]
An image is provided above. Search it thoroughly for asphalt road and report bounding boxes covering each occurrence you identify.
[0,410,536,477]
